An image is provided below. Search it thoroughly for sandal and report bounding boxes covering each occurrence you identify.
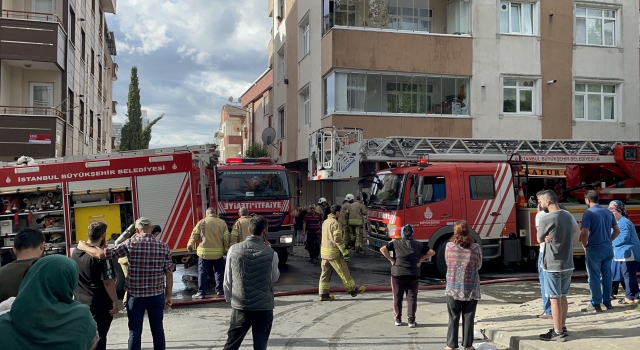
[619,298,637,305]
[537,313,552,319]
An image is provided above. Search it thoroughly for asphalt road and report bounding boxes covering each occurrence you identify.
[105,248,586,349]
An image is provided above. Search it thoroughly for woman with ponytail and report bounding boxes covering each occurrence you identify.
[445,220,482,350]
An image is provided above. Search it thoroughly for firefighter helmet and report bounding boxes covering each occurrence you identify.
[318,197,327,204]
[345,194,355,201]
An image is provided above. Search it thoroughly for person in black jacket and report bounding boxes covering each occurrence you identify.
[380,224,434,328]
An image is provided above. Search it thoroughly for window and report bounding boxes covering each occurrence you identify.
[278,0,285,20]
[97,118,101,138]
[89,110,94,137]
[79,100,85,132]
[92,0,96,13]
[263,95,270,115]
[29,83,53,115]
[300,88,310,126]
[67,89,74,126]
[575,7,616,46]
[322,0,466,35]
[32,0,53,20]
[300,17,310,57]
[278,106,285,138]
[324,71,470,116]
[98,63,102,84]
[500,2,535,35]
[574,83,616,121]
[503,80,535,114]
[277,46,285,81]
[81,29,86,60]
[415,176,446,205]
[469,175,495,200]
[91,49,95,75]
[69,9,76,46]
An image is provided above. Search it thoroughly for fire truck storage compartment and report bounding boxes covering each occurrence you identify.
[73,205,122,242]
[502,237,522,264]
[0,184,65,266]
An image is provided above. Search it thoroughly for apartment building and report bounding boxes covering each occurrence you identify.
[240,69,274,156]
[269,0,640,203]
[0,0,118,162]
[215,104,249,162]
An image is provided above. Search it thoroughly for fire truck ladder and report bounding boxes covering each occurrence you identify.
[309,127,640,180]
[0,144,219,167]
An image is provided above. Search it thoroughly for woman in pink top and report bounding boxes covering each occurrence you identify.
[445,220,482,350]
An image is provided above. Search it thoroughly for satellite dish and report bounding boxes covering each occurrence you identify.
[228,96,234,103]
[262,127,277,145]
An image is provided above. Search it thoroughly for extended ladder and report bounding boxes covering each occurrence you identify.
[0,144,219,167]
[309,127,640,180]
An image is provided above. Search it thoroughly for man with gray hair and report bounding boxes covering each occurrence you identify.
[188,207,228,299]
[229,207,251,251]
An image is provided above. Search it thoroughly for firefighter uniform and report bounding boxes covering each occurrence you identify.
[227,215,250,252]
[188,213,228,298]
[345,198,367,253]
[338,203,352,247]
[318,213,365,300]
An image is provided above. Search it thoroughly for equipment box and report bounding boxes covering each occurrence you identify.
[74,205,122,242]
[0,221,11,235]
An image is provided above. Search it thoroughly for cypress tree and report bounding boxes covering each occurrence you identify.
[120,66,143,151]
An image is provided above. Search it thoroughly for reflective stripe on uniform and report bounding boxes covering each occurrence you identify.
[321,247,341,259]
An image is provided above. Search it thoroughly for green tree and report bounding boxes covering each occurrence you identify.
[244,142,269,158]
[120,66,162,151]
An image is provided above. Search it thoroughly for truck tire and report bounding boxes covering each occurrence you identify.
[434,241,448,277]
[113,257,126,300]
[276,248,288,268]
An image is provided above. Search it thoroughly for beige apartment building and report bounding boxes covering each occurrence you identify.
[268,0,640,203]
[216,104,249,162]
[0,0,118,162]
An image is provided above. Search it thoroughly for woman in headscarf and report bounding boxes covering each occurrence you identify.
[0,254,98,349]
[608,200,640,304]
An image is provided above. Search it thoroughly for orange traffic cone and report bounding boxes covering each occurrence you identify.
[517,184,526,207]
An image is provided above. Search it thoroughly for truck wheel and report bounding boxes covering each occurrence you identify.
[113,257,126,300]
[434,241,448,277]
[276,248,288,268]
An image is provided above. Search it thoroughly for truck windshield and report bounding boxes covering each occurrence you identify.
[218,170,290,200]
[369,173,404,210]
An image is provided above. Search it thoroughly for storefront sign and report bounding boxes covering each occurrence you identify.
[28,134,51,144]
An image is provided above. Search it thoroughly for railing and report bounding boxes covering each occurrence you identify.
[0,106,64,120]
[99,25,103,42]
[0,10,63,27]
[97,138,102,152]
[98,84,103,96]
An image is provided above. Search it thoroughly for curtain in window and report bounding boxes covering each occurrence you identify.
[347,73,366,112]
[335,72,348,112]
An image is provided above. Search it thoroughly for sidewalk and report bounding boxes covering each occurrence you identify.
[476,282,640,350]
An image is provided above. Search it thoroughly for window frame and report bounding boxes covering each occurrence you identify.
[301,87,310,126]
[499,1,538,36]
[263,95,270,115]
[573,81,618,122]
[277,45,285,82]
[408,176,447,207]
[299,13,310,59]
[501,78,538,116]
[278,106,286,139]
[29,82,54,109]
[574,5,618,47]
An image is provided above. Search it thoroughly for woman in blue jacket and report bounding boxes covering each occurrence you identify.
[608,200,640,304]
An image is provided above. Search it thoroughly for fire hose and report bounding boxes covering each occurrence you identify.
[172,272,640,307]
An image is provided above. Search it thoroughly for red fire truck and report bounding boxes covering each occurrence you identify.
[0,145,299,274]
[309,128,640,275]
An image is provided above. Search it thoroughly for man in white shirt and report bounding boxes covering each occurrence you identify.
[222,216,280,350]
[535,191,551,319]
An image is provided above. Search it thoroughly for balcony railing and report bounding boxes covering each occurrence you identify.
[0,106,64,120]
[97,138,102,152]
[0,10,63,27]
[98,84,103,96]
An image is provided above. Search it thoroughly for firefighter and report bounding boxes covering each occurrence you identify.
[345,194,367,255]
[187,207,228,299]
[317,198,330,220]
[227,207,250,251]
[318,204,366,301]
[339,199,353,249]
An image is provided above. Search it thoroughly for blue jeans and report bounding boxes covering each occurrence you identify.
[585,247,614,307]
[198,257,225,295]
[622,260,640,300]
[538,253,551,315]
[127,293,165,350]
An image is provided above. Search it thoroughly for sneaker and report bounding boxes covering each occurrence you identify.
[192,292,206,300]
[394,319,402,326]
[408,322,417,328]
[350,286,366,297]
[319,294,335,301]
[539,329,566,342]
[216,290,225,297]
[604,304,614,310]
[562,326,569,336]
[581,304,603,313]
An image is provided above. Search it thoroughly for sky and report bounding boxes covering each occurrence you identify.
[106,0,272,148]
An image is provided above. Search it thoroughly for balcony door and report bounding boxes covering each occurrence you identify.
[30,82,54,116]
[32,0,54,20]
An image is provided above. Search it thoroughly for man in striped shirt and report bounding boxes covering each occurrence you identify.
[303,204,322,262]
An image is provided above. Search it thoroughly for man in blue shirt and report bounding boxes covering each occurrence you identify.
[580,190,620,312]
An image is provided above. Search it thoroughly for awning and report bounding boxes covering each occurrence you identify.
[516,165,566,178]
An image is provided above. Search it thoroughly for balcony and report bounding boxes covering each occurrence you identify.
[100,0,117,14]
[0,106,65,160]
[112,62,118,80]
[0,106,63,120]
[0,10,66,69]
[223,135,243,146]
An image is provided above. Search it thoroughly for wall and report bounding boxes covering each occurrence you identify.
[0,61,10,105]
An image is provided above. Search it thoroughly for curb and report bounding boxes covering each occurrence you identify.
[484,328,548,350]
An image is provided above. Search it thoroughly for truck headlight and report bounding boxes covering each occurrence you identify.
[279,235,293,244]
